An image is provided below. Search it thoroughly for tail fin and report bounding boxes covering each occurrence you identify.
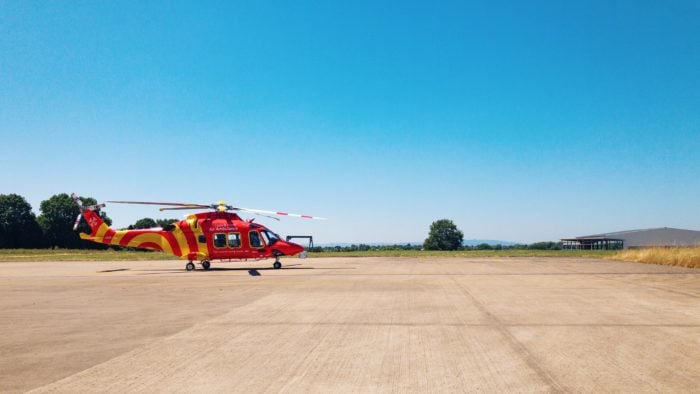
[71,193,107,238]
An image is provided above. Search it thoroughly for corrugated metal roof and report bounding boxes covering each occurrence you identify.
[580,227,700,238]
[561,236,623,241]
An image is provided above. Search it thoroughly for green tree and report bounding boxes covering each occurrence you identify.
[38,193,111,249]
[423,219,464,251]
[155,218,178,227]
[128,218,178,229]
[0,194,43,248]
[131,218,157,229]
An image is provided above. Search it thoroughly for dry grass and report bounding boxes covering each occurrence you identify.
[609,247,700,269]
[0,249,178,262]
[0,248,615,262]
[308,249,615,258]
[5,248,699,268]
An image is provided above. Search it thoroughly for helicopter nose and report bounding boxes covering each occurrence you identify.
[286,241,305,255]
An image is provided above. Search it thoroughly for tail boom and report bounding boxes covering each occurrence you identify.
[73,194,205,260]
[77,212,201,260]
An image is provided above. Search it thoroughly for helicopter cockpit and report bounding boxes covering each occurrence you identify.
[261,230,281,246]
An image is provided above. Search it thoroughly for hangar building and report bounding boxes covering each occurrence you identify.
[561,227,700,250]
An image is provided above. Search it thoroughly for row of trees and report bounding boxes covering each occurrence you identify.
[0,193,175,249]
[1,195,560,251]
[421,219,562,250]
[308,241,563,253]
[306,220,562,252]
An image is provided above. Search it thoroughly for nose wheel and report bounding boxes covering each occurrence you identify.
[273,256,282,269]
[201,260,211,270]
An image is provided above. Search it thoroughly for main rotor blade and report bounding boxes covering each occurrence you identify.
[159,206,211,212]
[232,207,327,220]
[106,200,326,220]
[107,200,210,208]
[251,212,281,221]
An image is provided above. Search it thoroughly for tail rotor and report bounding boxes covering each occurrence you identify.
[71,193,84,231]
[71,193,105,231]
[72,213,83,231]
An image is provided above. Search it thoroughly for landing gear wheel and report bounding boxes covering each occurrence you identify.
[273,261,282,269]
[201,260,211,270]
[186,262,195,271]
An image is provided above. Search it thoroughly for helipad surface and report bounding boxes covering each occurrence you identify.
[1,257,698,393]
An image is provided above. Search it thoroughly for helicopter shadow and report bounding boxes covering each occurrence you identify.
[207,266,318,275]
[131,265,355,276]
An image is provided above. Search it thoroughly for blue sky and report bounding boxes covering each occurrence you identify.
[1,1,698,243]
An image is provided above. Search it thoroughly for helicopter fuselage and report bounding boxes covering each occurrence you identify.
[80,210,305,262]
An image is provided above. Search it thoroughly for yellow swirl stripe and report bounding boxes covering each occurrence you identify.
[125,233,175,255]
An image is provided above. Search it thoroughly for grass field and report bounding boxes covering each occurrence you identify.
[0,249,179,262]
[608,247,700,269]
[0,248,614,262]
[307,249,616,258]
[1,248,698,268]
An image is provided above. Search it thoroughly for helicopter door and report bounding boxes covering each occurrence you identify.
[248,230,266,255]
[210,232,244,259]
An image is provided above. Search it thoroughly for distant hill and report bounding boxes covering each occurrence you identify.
[317,242,421,247]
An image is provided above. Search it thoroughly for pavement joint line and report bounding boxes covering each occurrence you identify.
[449,276,567,393]
[28,289,276,386]
[197,322,700,328]
[529,261,700,298]
[25,297,273,392]
[6,272,700,280]
[597,277,699,298]
[595,274,700,298]
[302,271,696,276]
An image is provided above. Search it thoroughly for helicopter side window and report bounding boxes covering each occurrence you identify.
[249,231,264,248]
[228,233,241,248]
[213,233,226,248]
[261,230,279,246]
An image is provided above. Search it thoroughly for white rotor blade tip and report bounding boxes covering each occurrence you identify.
[73,214,82,231]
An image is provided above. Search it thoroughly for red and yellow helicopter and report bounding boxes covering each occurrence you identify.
[71,193,325,271]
